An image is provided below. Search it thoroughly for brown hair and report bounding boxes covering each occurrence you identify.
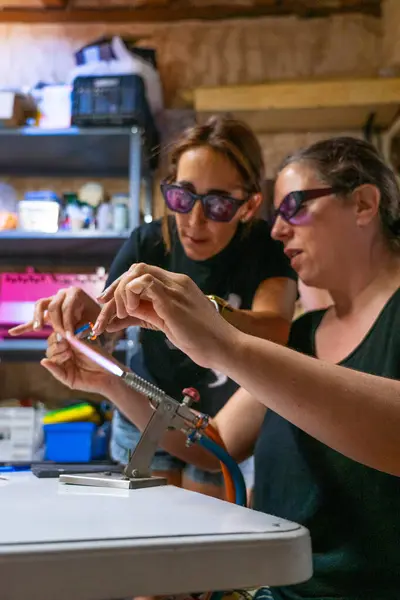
[162,115,265,250]
[278,136,400,252]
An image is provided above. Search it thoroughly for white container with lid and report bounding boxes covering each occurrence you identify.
[97,203,113,232]
[111,194,129,232]
[18,200,60,233]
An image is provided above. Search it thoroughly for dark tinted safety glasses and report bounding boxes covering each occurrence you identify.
[270,188,335,227]
[161,181,248,223]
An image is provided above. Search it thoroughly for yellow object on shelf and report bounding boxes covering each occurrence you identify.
[43,403,101,425]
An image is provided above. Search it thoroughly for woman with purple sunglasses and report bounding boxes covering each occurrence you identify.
[43,136,400,600]
[12,116,297,500]
[103,116,297,500]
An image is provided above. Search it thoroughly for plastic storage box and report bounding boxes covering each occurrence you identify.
[44,421,110,462]
[0,407,38,461]
[18,200,60,233]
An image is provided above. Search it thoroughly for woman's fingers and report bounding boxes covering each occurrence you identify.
[95,272,149,333]
[94,265,192,337]
[50,350,72,364]
[47,289,72,333]
[32,297,53,330]
[126,275,175,331]
[8,297,52,336]
[8,321,35,336]
[8,287,91,338]
[98,263,178,303]
[94,273,161,334]
[97,275,121,303]
[61,291,83,335]
[94,262,223,369]
[115,285,129,320]
[46,341,70,360]
[47,338,69,355]
[40,358,68,385]
[115,270,157,318]
[46,334,72,364]
[47,287,87,334]
[125,275,154,308]
[130,263,182,285]
[92,298,117,335]
[105,316,144,332]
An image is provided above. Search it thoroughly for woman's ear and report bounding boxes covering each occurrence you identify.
[240,192,263,222]
[353,184,380,228]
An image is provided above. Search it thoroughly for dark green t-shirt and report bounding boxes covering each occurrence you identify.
[254,288,400,600]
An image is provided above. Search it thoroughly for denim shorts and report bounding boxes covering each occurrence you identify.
[109,336,254,488]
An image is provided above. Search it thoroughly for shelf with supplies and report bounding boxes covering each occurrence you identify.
[0,79,157,371]
[0,338,132,363]
[0,125,154,266]
[0,126,146,178]
[0,230,131,267]
[0,264,139,365]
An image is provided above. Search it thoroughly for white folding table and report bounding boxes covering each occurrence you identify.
[0,473,312,600]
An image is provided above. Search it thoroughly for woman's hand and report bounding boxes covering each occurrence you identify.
[41,332,118,394]
[93,263,238,370]
[8,287,101,337]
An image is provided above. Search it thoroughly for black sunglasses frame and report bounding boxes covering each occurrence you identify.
[270,187,335,227]
[160,181,249,223]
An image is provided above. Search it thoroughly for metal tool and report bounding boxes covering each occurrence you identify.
[59,332,204,490]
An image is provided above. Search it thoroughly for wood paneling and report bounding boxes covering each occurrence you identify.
[0,0,381,23]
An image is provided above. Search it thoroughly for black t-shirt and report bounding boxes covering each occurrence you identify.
[107,217,296,415]
[254,288,400,600]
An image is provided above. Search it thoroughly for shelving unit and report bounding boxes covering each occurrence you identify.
[0,126,138,176]
[0,125,153,362]
[0,127,151,244]
[0,337,132,363]
[0,126,153,265]
[0,230,131,267]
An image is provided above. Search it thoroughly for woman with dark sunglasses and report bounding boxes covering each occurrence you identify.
[104,116,297,499]
[42,135,400,600]
[11,116,297,500]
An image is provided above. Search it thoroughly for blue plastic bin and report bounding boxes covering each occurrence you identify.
[44,421,110,462]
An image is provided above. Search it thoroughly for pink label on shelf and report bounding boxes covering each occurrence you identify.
[0,268,108,333]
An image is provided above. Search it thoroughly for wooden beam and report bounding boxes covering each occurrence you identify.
[197,106,399,134]
[193,78,400,113]
[191,77,400,134]
[0,0,43,6]
[0,1,381,23]
[0,0,67,7]
[281,0,381,18]
[40,0,68,7]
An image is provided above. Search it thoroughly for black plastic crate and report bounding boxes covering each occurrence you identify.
[71,74,159,168]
